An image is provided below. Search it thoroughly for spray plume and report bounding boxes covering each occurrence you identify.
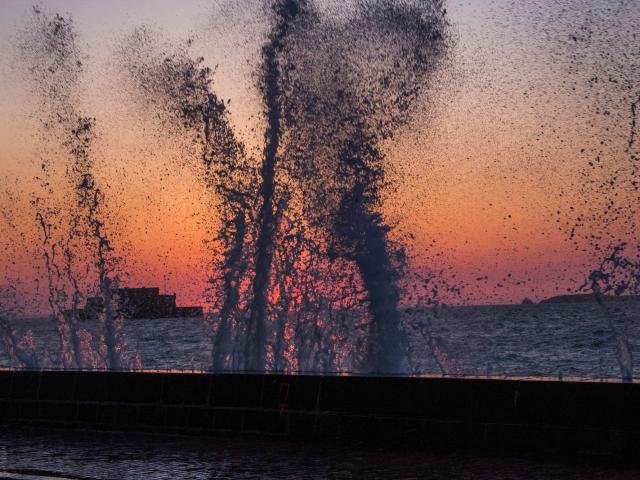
[119,0,451,374]
[118,28,259,371]
[273,0,450,372]
[17,7,136,370]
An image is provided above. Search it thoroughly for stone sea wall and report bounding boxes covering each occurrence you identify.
[0,371,638,460]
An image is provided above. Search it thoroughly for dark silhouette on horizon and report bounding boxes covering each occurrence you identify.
[74,287,204,321]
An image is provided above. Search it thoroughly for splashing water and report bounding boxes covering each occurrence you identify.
[0,182,40,369]
[0,286,39,369]
[585,244,637,382]
[243,0,314,372]
[15,7,138,370]
[548,3,640,383]
[115,0,455,374]
[273,0,450,373]
[116,28,260,371]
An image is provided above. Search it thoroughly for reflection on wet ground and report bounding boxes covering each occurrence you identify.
[0,426,637,480]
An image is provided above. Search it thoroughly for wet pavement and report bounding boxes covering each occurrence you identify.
[0,426,637,479]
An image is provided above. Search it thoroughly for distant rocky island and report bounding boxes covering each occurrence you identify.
[525,293,640,305]
[76,287,204,320]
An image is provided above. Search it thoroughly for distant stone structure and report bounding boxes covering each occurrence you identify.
[79,287,204,320]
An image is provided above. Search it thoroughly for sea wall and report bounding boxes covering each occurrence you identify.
[0,371,638,459]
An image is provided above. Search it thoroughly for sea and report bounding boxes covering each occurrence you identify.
[1,301,639,379]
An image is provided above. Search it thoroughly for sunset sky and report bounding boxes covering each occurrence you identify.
[1,0,639,314]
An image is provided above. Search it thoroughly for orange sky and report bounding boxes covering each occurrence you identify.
[1,0,639,314]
